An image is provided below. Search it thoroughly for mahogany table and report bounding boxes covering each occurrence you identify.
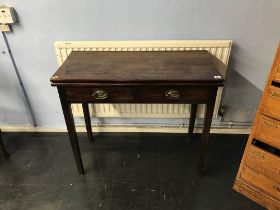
[50,51,224,175]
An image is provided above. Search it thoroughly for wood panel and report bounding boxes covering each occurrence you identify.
[263,85,280,120]
[244,145,280,182]
[239,166,280,201]
[274,61,280,82]
[254,115,280,149]
[234,179,280,210]
[52,51,223,84]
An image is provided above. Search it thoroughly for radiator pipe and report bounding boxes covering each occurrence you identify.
[2,32,37,127]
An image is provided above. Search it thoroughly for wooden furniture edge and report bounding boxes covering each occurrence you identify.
[233,43,280,209]
[233,178,280,210]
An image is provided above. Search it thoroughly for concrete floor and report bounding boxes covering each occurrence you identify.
[0,132,264,210]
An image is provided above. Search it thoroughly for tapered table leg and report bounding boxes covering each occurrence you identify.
[188,104,198,136]
[82,103,94,143]
[198,90,217,176]
[58,89,85,175]
[0,129,9,157]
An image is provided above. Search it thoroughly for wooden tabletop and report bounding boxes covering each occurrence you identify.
[51,51,224,84]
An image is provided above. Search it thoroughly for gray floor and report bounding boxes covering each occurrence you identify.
[0,132,264,210]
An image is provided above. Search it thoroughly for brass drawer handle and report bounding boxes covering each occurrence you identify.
[270,91,280,99]
[273,185,280,194]
[92,89,108,100]
[165,89,180,99]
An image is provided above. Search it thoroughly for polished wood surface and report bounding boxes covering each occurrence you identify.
[234,179,280,210]
[188,104,198,136]
[234,44,280,209]
[275,67,280,82]
[51,51,223,176]
[254,115,280,149]
[197,89,217,173]
[263,85,280,120]
[239,166,280,200]
[58,89,85,174]
[82,103,94,143]
[51,51,224,84]
[63,86,215,103]
[245,144,280,182]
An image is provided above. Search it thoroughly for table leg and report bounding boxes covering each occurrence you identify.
[82,103,94,143]
[198,90,217,176]
[188,104,198,136]
[58,89,85,175]
[0,130,9,157]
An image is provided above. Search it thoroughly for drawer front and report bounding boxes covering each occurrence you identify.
[263,86,280,120]
[65,86,214,103]
[275,72,280,82]
[240,166,280,201]
[244,145,280,182]
[254,115,280,149]
[274,62,280,81]
[138,87,211,103]
[65,87,135,102]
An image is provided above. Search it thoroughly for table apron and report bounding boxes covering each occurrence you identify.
[62,86,217,104]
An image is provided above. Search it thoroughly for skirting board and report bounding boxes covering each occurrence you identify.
[1,125,251,134]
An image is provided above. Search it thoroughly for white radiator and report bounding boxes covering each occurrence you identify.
[54,40,232,118]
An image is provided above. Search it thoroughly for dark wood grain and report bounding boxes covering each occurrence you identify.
[0,129,9,157]
[51,51,224,84]
[65,87,135,103]
[64,86,212,103]
[58,88,85,175]
[188,104,198,136]
[82,103,94,143]
[198,87,217,176]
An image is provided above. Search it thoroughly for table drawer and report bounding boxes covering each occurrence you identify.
[240,166,280,201]
[65,86,214,103]
[138,87,211,103]
[244,145,280,182]
[254,115,280,149]
[263,86,280,120]
[65,87,135,102]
